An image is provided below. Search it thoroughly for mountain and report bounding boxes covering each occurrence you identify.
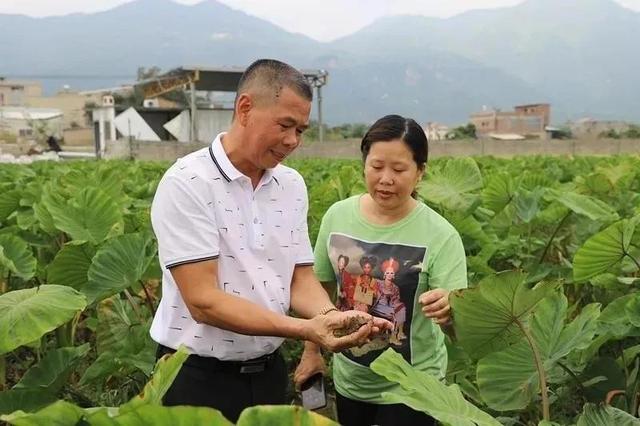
[1,0,638,124]
[334,0,640,121]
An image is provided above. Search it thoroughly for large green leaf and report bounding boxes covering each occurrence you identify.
[14,344,90,393]
[0,400,85,426]
[547,189,619,223]
[42,187,122,244]
[95,297,144,354]
[449,213,494,246]
[514,188,544,224]
[32,196,58,236]
[0,389,57,417]
[80,350,154,387]
[450,271,560,359]
[576,403,640,426]
[46,243,95,290]
[573,216,640,282]
[119,345,189,412]
[482,173,514,214]
[80,297,155,385]
[327,166,366,201]
[84,233,154,304]
[87,405,232,426]
[0,285,86,355]
[419,158,483,211]
[626,294,640,327]
[2,401,230,426]
[477,294,600,410]
[597,294,640,338]
[477,339,536,411]
[369,348,501,426]
[0,235,36,280]
[576,172,614,196]
[236,405,338,426]
[0,190,21,223]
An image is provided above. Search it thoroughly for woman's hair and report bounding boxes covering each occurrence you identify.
[359,255,378,269]
[360,114,428,170]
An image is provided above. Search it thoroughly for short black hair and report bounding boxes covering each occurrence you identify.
[360,114,428,170]
[235,59,313,109]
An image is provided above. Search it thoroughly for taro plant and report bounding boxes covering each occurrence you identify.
[371,347,640,426]
[570,214,640,416]
[449,271,601,423]
[1,347,338,426]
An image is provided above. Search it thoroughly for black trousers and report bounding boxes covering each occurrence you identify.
[336,391,436,426]
[157,345,288,423]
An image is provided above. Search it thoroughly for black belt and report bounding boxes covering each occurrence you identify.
[156,344,279,374]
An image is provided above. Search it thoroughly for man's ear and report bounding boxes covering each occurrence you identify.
[235,93,253,126]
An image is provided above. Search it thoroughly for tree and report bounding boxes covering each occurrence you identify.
[447,123,476,140]
[136,66,162,82]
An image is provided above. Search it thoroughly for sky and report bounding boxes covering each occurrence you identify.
[1,0,639,41]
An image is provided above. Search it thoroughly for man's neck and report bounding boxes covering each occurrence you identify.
[221,131,264,188]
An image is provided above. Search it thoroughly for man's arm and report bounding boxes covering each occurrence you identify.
[289,265,336,319]
[170,259,374,352]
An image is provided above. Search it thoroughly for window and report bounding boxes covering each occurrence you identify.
[19,129,33,137]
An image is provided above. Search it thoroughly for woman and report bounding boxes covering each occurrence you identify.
[336,254,356,310]
[353,256,379,312]
[294,115,468,426]
[375,257,406,345]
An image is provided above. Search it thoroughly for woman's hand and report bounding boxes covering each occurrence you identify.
[418,288,451,325]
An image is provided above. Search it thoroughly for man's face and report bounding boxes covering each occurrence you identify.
[244,86,311,169]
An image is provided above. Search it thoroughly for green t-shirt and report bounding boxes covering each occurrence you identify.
[314,195,467,403]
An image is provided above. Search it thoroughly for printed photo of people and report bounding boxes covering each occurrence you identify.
[328,233,426,366]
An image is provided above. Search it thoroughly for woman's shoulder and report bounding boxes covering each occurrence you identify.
[414,200,460,237]
[323,195,360,217]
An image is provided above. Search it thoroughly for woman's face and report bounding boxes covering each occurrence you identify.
[338,257,346,270]
[362,262,372,275]
[364,139,423,211]
[384,268,395,282]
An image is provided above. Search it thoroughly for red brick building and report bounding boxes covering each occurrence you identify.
[470,103,550,138]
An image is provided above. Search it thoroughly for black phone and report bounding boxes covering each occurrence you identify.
[300,372,327,410]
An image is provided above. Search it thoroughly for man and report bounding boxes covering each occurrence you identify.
[149,59,390,422]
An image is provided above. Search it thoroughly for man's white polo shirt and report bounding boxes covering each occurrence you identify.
[149,133,314,360]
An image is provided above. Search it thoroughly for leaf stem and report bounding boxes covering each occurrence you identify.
[124,289,143,323]
[139,280,156,317]
[0,356,5,391]
[516,318,550,421]
[556,360,586,395]
[538,211,571,265]
[625,252,640,272]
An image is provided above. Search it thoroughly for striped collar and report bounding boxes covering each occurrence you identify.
[209,133,275,185]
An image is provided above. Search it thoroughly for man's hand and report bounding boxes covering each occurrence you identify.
[293,343,327,390]
[419,288,451,325]
[305,310,377,352]
[371,316,394,335]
